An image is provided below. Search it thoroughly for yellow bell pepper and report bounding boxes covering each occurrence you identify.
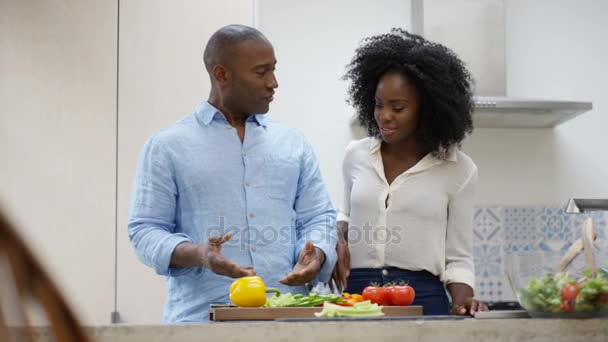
[229,276,281,307]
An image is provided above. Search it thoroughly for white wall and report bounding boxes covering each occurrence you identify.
[257,0,412,204]
[0,0,117,324]
[462,0,608,206]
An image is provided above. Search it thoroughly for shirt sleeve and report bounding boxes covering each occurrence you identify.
[128,135,194,277]
[337,141,356,223]
[444,166,477,291]
[293,140,337,284]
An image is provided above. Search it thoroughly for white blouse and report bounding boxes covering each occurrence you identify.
[338,137,477,290]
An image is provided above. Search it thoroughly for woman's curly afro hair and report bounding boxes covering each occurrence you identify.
[344,28,474,158]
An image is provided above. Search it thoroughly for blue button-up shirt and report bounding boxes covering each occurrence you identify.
[128,101,337,322]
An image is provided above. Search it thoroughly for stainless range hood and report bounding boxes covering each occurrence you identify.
[473,96,592,128]
[412,0,593,128]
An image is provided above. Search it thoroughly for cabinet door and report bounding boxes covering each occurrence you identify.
[116,0,253,323]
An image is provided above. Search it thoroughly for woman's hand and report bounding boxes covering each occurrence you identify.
[329,240,350,292]
[329,221,350,292]
[447,283,488,316]
[451,297,489,316]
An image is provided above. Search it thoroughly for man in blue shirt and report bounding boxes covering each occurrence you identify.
[128,25,337,322]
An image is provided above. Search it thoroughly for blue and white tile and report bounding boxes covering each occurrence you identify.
[476,278,514,302]
[503,207,539,252]
[472,207,503,277]
[473,207,503,242]
[536,207,574,253]
[474,242,503,278]
[472,207,509,302]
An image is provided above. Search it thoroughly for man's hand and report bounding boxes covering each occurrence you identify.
[329,240,350,292]
[451,297,489,316]
[171,232,255,278]
[280,241,325,286]
[199,232,256,278]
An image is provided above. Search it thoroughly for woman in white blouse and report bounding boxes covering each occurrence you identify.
[331,29,488,316]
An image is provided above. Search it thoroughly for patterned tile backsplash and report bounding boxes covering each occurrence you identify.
[472,207,608,302]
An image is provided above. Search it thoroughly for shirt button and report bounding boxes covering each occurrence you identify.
[382,269,389,276]
[245,182,250,187]
[251,246,257,252]
[249,213,255,218]
[243,152,247,157]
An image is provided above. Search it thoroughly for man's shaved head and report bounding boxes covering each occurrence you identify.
[204,24,277,116]
[203,24,266,73]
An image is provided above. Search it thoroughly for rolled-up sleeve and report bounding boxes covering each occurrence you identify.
[444,166,477,291]
[128,136,193,277]
[293,140,337,284]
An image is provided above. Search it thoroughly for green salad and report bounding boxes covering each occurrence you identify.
[520,270,608,313]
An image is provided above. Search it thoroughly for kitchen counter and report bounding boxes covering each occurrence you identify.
[12,318,608,342]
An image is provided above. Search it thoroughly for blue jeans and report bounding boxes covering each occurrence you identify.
[345,267,450,315]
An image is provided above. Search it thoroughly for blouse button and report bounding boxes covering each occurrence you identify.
[382,269,389,276]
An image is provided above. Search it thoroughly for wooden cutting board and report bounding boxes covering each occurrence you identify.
[209,305,423,321]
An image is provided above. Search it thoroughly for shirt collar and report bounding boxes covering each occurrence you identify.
[252,113,269,127]
[368,137,458,174]
[196,100,269,127]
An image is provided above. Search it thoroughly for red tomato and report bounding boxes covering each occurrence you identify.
[383,286,395,305]
[561,282,580,312]
[389,285,415,306]
[561,283,580,302]
[362,286,387,305]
